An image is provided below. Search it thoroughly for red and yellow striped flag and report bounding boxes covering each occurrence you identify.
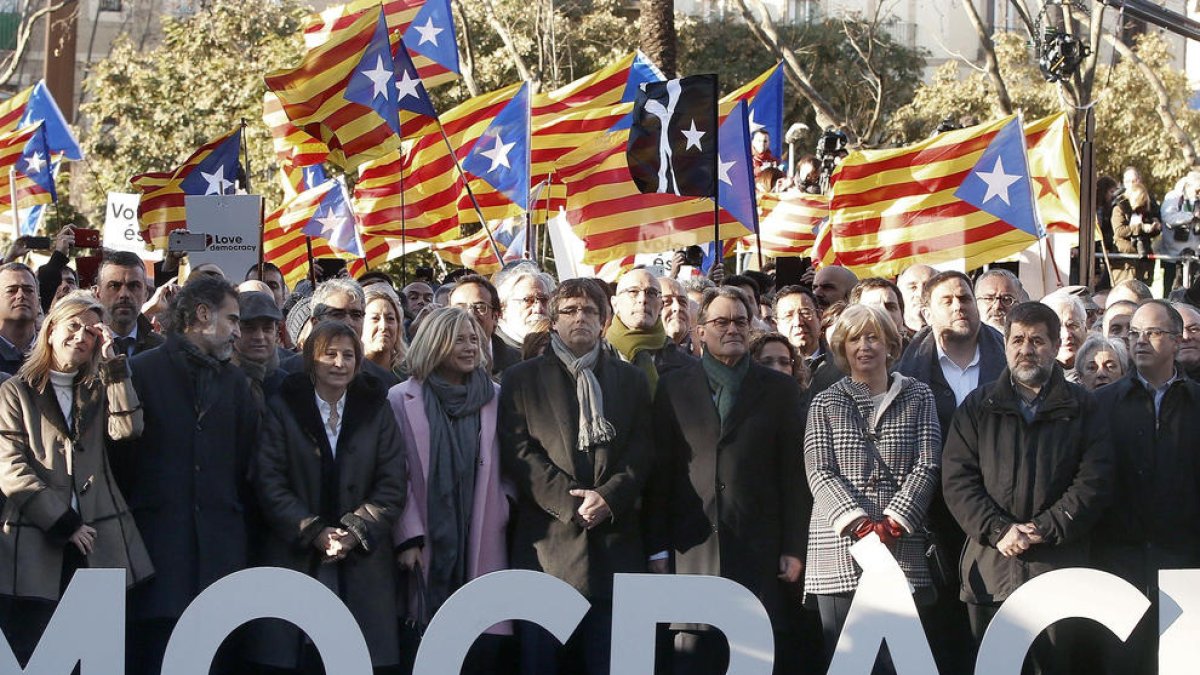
[743,192,828,258]
[1025,112,1080,234]
[265,8,401,171]
[432,227,506,275]
[263,91,328,168]
[829,115,1041,278]
[0,85,33,135]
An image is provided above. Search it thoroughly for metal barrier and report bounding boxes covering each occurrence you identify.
[1094,251,1199,285]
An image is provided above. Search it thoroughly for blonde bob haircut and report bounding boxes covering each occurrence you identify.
[20,291,108,391]
[404,307,489,381]
[829,303,902,374]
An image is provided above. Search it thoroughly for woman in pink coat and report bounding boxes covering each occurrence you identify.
[389,307,513,673]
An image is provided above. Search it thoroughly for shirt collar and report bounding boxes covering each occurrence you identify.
[1135,367,1183,395]
[314,391,347,421]
[936,342,981,370]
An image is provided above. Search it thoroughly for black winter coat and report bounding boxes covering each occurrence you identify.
[1093,372,1200,594]
[942,367,1113,604]
[112,335,260,621]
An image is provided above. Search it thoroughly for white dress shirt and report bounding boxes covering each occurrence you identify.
[315,392,346,456]
[936,343,982,406]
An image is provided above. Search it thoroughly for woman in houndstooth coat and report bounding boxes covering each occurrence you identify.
[804,304,942,668]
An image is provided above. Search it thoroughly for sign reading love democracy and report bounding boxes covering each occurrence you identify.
[184,195,263,279]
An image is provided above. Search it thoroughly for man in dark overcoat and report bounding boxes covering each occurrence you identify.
[112,276,259,675]
[499,278,654,675]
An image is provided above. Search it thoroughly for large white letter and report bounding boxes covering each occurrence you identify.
[609,573,775,674]
[413,570,590,674]
[828,535,938,675]
[0,568,125,674]
[160,567,372,675]
[1159,569,1200,675]
[977,567,1149,674]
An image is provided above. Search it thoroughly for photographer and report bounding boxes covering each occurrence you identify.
[33,227,78,312]
[1112,183,1161,287]
[815,127,848,194]
[1158,170,1200,295]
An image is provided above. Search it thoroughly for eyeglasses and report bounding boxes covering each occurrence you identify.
[619,287,661,300]
[778,309,817,322]
[316,308,365,321]
[513,294,549,307]
[558,305,600,317]
[704,317,750,330]
[1062,321,1084,332]
[455,302,494,316]
[979,294,1017,308]
[757,357,794,368]
[1128,327,1179,341]
[662,294,687,306]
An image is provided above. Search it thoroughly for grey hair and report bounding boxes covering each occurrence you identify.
[682,277,716,295]
[1074,334,1131,379]
[312,277,365,313]
[1042,293,1086,323]
[493,262,556,308]
[974,269,1028,302]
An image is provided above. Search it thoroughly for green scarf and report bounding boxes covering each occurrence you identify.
[606,316,669,393]
[701,350,751,429]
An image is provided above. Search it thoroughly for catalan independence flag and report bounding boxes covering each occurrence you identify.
[264,178,368,287]
[743,192,829,258]
[433,227,507,275]
[829,115,1042,278]
[1025,112,1080,234]
[0,122,56,210]
[266,8,402,171]
[129,128,242,249]
[0,81,82,160]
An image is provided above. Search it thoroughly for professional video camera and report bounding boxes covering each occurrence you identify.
[815,127,848,193]
[1037,26,1090,83]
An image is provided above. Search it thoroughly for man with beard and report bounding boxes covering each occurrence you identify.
[1093,300,1200,674]
[942,302,1112,674]
[95,251,164,358]
[896,270,1006,674]
[659,276,693,351]
[606,269,694,395]
[649,286,806,673]
[0,263,37,374]
[499,279,653,674]
[113,277,259,675]
[1042,293,1089,384]
[897,264,936,334]
[974,269,1027,333]
[495,264,555,353]
[1172,301,1200,379]
[233,290,285,407]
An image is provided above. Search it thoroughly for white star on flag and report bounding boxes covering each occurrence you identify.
[362,55,394,101]
[396,70,422,101]
[748,111,765,134]
[975,157,1021,205]
[479,135,515,173]
[315,208,343,240]
[24,152,45,174]
[201,166,232,195]
[413,17,443,46]
[681,119,706,151]
[717,157,736,186]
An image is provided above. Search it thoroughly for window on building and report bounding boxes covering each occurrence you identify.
[0,0,17,51]
[99,0,122,11]
[789,0,819,24]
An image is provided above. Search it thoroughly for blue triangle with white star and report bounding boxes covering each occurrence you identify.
[462,83,531,211]
[344,8,401,134]
[178,129,242,196]
[21,81,82,161]
[953,117,1042,238]
[17,123,56,201]
[403,0,460,75]
[392,42,437,118]
[716,100,758,233]
[302,181,362,256]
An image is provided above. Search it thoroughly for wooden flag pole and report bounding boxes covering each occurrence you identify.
[712,74,721,257]
[399,146,408,288]
[435,125,506,263]
[304,236,317,288]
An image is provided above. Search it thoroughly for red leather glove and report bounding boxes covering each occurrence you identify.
[851,518,874,541]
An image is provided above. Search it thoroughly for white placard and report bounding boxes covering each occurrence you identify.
[184,195,263,281]
[103,192,161,261]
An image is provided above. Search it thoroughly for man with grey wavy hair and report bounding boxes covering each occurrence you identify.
[494,263,556,351]
[974,269,1027,333]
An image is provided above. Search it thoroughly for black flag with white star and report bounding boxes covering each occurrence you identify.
[627,74,718,198]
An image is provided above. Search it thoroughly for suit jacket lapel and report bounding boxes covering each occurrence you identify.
[32,380,71,440]
[538,355,577,454]
[675,365,721,439]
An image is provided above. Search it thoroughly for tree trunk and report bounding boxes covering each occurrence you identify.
[479,0,537,89]
[639,0,677,78]
[1103,31,1198,168]
[959,0,1013,116]
[734,0,853,142]
[0,0,73,87]
[452,0,480,97]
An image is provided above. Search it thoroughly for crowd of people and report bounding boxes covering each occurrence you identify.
[0,232,1194,675]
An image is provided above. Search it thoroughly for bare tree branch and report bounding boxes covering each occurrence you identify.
[1102,30,1197,167]
[0,0,74,88]
[957,0,1013,115]
[478,0,538,90]
[733,0,854,142]
[452,0,480,97]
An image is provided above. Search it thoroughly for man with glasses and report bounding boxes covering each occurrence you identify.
[280,278,399,387]
[1042,293,1089,383]
[606,269,695,396]
[648,286,807,673]
[1171,301,1200,379]
[449,274,520,375]
[499,278,653,674]
[1094,300,1200,674]
[495,263,555,353]
[974,269,1027,333]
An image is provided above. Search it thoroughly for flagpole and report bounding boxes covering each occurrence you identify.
[400,147,408,288]
[712,74,721,260]
[542,172,552,264]
[435,125,506,263]
[8,168,18,240]
[239,117,266,279]
[305,236,317,288]
[524,84,533,265]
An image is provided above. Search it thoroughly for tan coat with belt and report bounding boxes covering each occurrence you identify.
[0,357,153,600]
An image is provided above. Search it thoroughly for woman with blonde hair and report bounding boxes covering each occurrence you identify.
[0,291,151,665]
[363,286,408,381]
[804,303,941,672]
[390,306,512,673]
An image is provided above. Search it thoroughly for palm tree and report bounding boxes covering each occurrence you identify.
[639,0,677,78]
